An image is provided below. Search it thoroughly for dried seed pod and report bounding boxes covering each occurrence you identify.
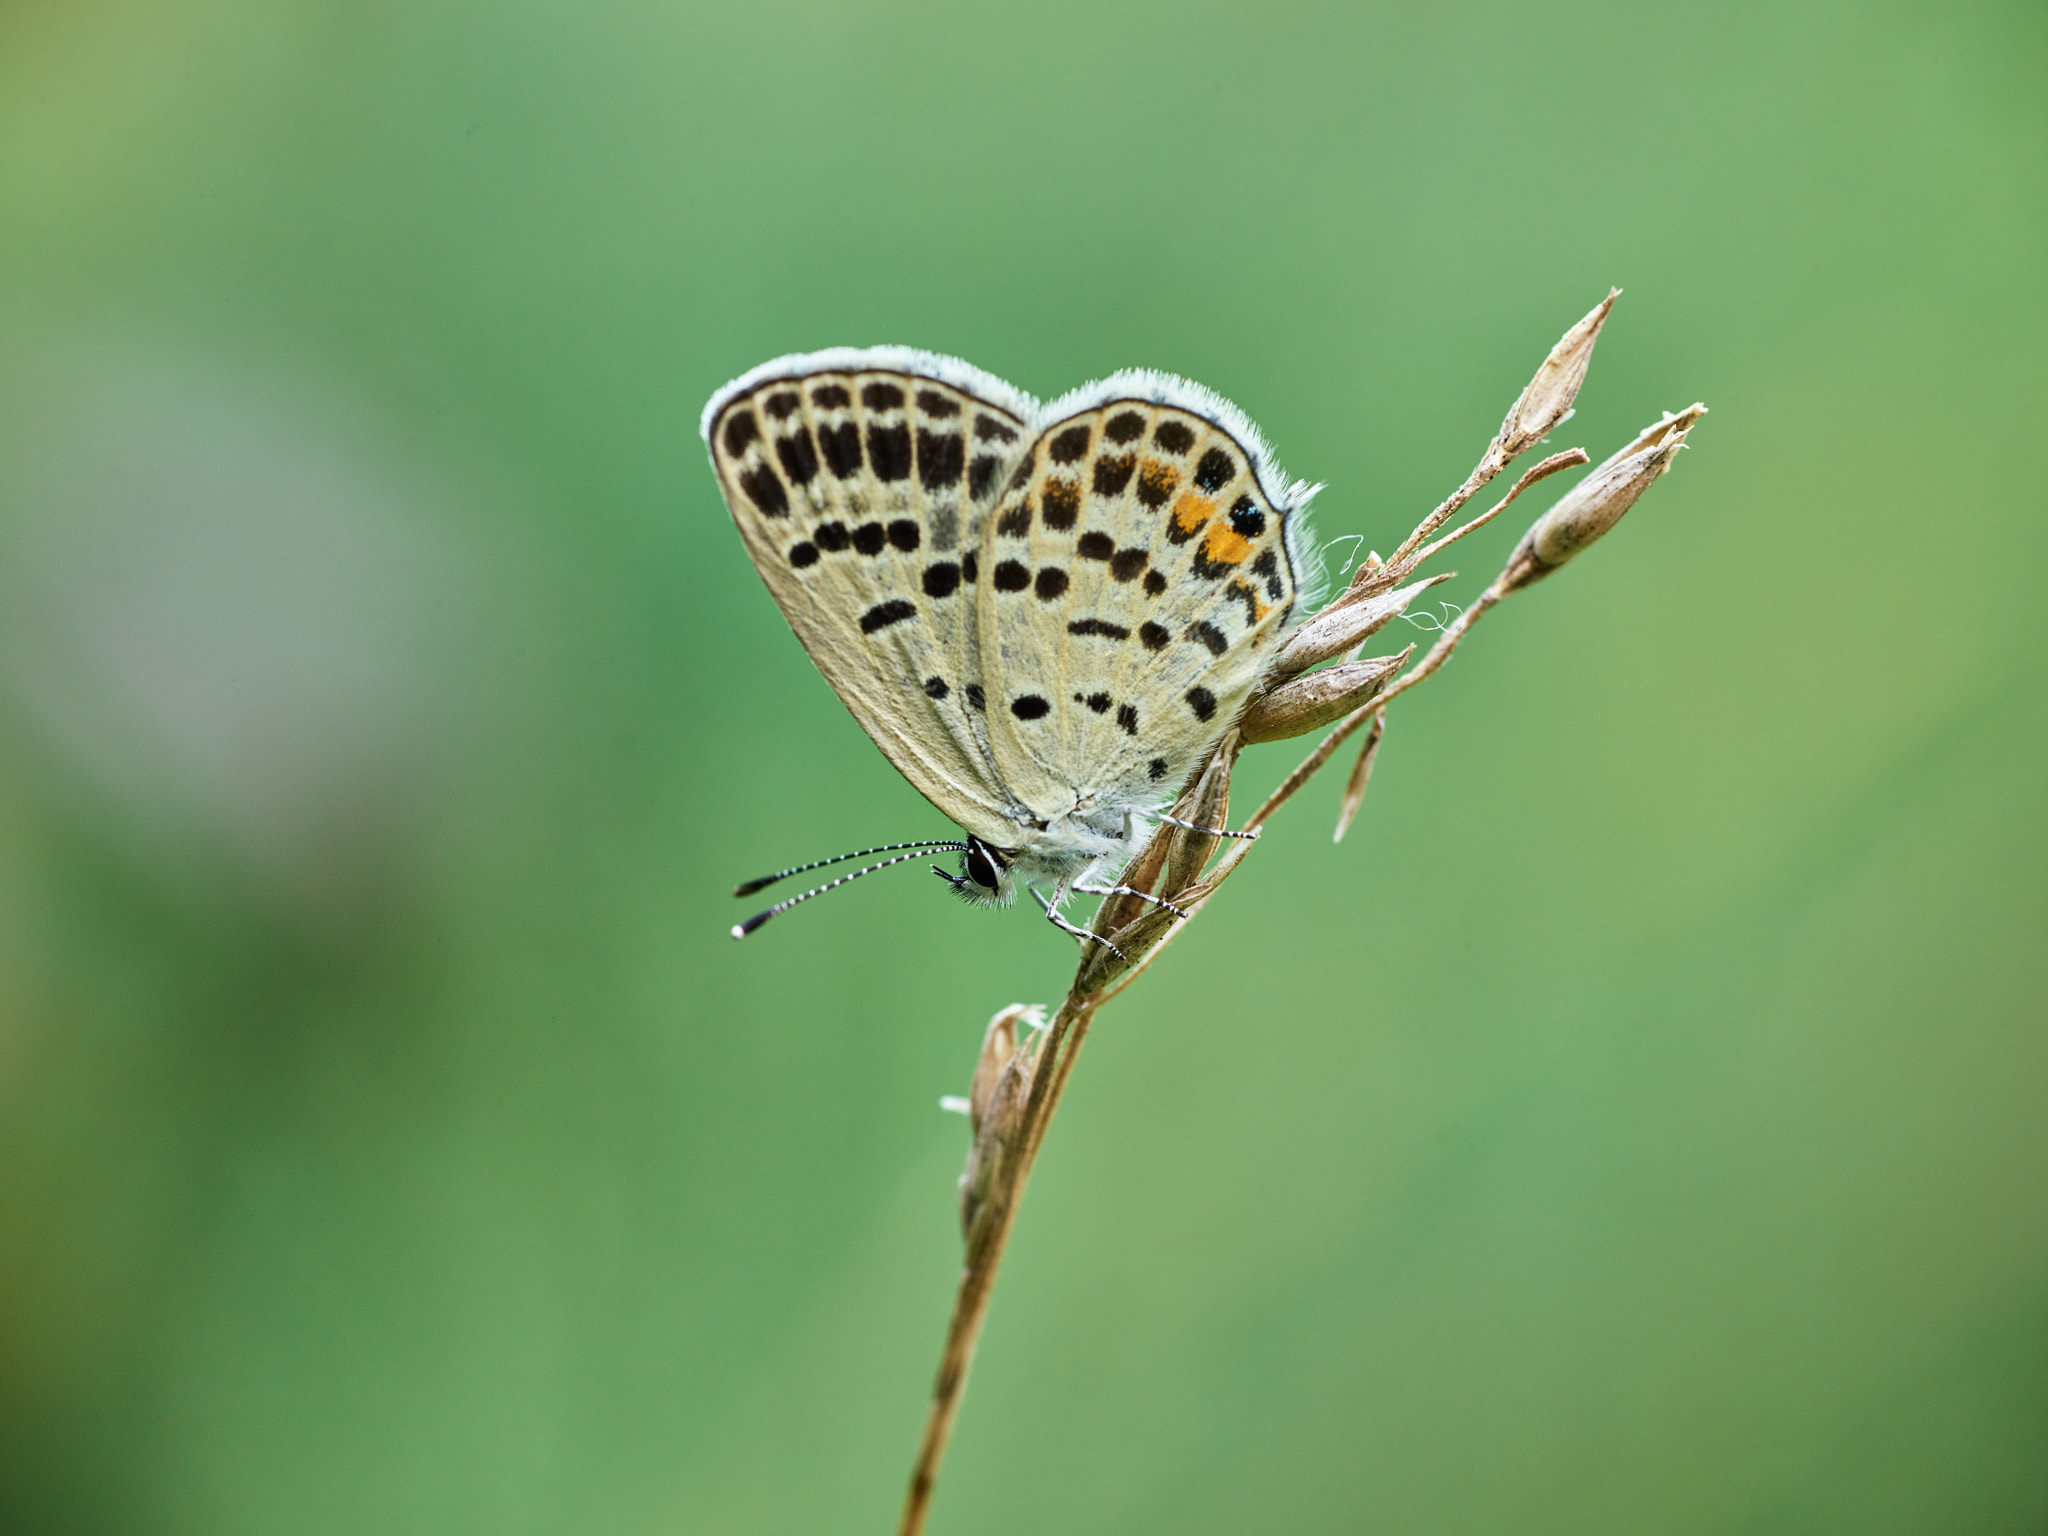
[959,1005,1042,1238]
[1267,574,1449,678]
[1503,404,1706,589]
[1240,649,1410,744]
[1497,289,1619,459]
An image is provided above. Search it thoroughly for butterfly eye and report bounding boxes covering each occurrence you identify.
[964,840,1004,890]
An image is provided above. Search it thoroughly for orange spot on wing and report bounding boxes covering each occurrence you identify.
[1172,490,1216,538]
[1200,526,1252,566]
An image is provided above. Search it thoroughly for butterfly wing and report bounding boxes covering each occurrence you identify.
[975,377,1318,822]
[703,349,1037,845]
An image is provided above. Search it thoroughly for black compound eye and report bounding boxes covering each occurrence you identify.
[964,842,1001,890]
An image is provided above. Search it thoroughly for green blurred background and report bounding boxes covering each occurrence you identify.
[1,1,2042,1531]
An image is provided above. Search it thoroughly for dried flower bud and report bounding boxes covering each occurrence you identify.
[1240,648,1410,744]
[1502,403,1705,590]
[959,1005,1042,1237]
[1497,289,1618,459]
[1267,574,1450,678]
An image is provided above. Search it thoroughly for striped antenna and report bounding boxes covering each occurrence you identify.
[732,846,965,939]
[733,840,970,898]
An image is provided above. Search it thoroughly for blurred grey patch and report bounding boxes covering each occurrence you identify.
[0,331,475,925]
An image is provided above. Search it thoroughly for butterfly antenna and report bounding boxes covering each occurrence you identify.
[732,840,969,898]
[732,848,962,939]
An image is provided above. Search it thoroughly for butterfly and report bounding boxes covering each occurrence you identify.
[702,348,1320,947]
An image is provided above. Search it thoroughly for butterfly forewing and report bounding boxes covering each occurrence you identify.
[977,398,1309,821]
[705,352,1036,845]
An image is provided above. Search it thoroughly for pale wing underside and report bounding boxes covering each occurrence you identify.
[976,397,1312,821]
[704,352,1035,845]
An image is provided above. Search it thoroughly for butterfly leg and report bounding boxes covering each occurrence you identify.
[1156,813,1259,841]
[1074,883,1192,922]
[1029,885,1128,961]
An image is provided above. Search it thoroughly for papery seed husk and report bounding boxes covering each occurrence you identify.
[967,1005,1030,1129]
[1505,405,1703,587]
[1163,734,1237,896]
[1497,289,1618,458]
[1240,649,1409,744]
[1268,574,1449,678]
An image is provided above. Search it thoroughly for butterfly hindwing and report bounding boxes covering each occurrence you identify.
[704,350,1037,845]
[977,388,1314,822]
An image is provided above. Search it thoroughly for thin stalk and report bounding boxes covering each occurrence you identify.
[893,290,1671,1533]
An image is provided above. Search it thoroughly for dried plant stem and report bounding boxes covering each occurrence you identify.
[894,290,1694,1535]
[1386,447,1508,568]
[900,995,1096,1536]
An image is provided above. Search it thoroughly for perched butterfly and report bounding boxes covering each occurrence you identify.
[703,348,1320,947]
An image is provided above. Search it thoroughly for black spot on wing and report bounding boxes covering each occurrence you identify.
[1148,757,1168,781]
[776,428,819,485]
[921,561,960,597]
[965,683,985,711]
[764,391,799,419]
[788,541,818,567]
[915,389,959,417]
[1115,703,1138,736]
[924,675,950,699]
[993,559,1029,592]
[861,381,904,410]
[968,454,1002,500]
[859,599,917,634]
[1011,694,1050,721]
[1140,621,1170,651]
[1041,479,1081,530]
[1186,621,1229,656]
[974,414,1018,443]
[1034,566,1069,601]
[961,551,979,584]
[916,429,964,490]
[814,520,850,551]
[1093,454,1136,496]
[1228,496,1266,537]
[1076,531,1114,561]
[1193,448,1234,493]
[997,501,1032,537]
[1111,548,1149,582]
[811,383,850,409]
[1143,570,1168,596]
[852,521,887,555]
[739,465,788,516]
[1067,618,1130,640]
[723,411,759,456]
[1185,686,1217,722]
[1154,420,1195,453]
[1048,424,1091,464]
[819,420,862,477]
[867,422,912,481]
[1253,547,1284,599]
[1082,691,1111,713]
[1105,410,1146,444]
[887,519,920,551]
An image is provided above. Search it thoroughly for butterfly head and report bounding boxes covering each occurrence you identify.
[934,836,1017,909]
